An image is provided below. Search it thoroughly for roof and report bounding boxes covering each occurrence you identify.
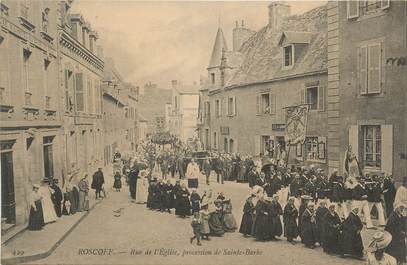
[208,27,228,69]
[227,5,328,87]
[278,31,313,46]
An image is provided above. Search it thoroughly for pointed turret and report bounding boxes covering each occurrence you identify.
[208,27,228,69]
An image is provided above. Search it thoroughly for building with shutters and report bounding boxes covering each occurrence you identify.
[327,1,407,183]
[59,2,105,183]
[102,57,139,166]
[0,0,63,240]
[168,80,199,143]
[198,3,329,169]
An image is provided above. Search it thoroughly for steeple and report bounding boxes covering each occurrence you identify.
[208,27,228,69]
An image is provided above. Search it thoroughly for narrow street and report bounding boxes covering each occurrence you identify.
[27,176,365,265]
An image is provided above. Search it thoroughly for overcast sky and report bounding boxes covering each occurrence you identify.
[72,1,326,89]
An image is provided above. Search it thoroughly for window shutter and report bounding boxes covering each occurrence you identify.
[359,46,368,94]
[317,136,327,160]
[75,73,84,111]
[348,125,359,162]
[256,95,260,115]
[270,94,276,114]
[368,43,382,94]
[300,87,305,104]
[220,98,225,116]
[318,86,325,111]
[296,143,304,161]
[254,135,261,156]
[381,125,393,175]
[381,0,390,9]
[226,97,230,116]
[347,1,359,19]
[233,96,236,116]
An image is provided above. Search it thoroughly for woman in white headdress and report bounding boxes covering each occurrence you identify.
[39,180,58,223]
[136,170,149,204]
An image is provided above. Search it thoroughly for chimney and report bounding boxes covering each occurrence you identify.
[233,20,255,51]
[268,1,290,29]
[171,80,178,89]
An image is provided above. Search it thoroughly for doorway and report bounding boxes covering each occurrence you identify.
[1,142,16,225]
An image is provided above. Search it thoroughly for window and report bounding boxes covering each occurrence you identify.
[215,99,220,117]
[347,0,390,19]
[362,125,381,168]
[227,96,236,116]
[213,132,217,149]
[261,94,270,114]
[23,49,31,97]
[302,86,324,111]
[204,101,210,117]
[359,43,382,94]
[174,96,178,109]
[210,73,215,84]
[283,45,293,67]
[43,136,54,179]
[305,137,319,160]
[306,87,318,110]
[87,78,93,113]
[299,136,326,161]
[261,136,272,155]
[258,93,275,115]
[75,73,84,111]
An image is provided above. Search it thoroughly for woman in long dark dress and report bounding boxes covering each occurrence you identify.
[222,199,237,232]
[28,184,44,231]
[113,171,122,192]
[283,197,299,244]
[239,195,255,236]
[253,193,270,241]
[315,201,329,245]
[341,206,364,259]
[50,179,63,217]
[208,199,225,236]
[301,202,317,248]
[385,203,406,264]
[269,195,283,240]
[175,183,191,217]
[322,203,342,255]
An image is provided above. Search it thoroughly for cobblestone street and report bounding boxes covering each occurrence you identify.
[25,175,368,265]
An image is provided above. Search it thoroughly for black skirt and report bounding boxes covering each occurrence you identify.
[28,200,44,231]
[239,212,254,235]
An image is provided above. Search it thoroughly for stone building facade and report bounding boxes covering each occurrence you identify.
[168,80,199,143]
[199,3,329,169]
[102,57,139,167]
[59,2,104,183]
[0,0,62,240]
[0,0,142,241]
[327,1,407,183]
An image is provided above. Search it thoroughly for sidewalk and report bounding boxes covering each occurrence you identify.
[1,196,103,265]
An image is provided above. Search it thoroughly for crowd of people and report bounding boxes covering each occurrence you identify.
[28,174,92,231]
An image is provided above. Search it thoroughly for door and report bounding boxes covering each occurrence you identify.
[1,150,16,224]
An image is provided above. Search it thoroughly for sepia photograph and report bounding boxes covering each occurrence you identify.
[0,0,406,264]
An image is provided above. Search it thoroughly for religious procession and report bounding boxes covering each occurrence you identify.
[105,130,406,265]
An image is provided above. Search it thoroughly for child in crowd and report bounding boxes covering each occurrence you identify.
[190,212,202,246]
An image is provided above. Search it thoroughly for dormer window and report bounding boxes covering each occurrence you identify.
[278,31,312,69]
[283,45,294,67]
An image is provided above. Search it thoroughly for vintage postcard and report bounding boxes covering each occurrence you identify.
[1,0,406,265]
